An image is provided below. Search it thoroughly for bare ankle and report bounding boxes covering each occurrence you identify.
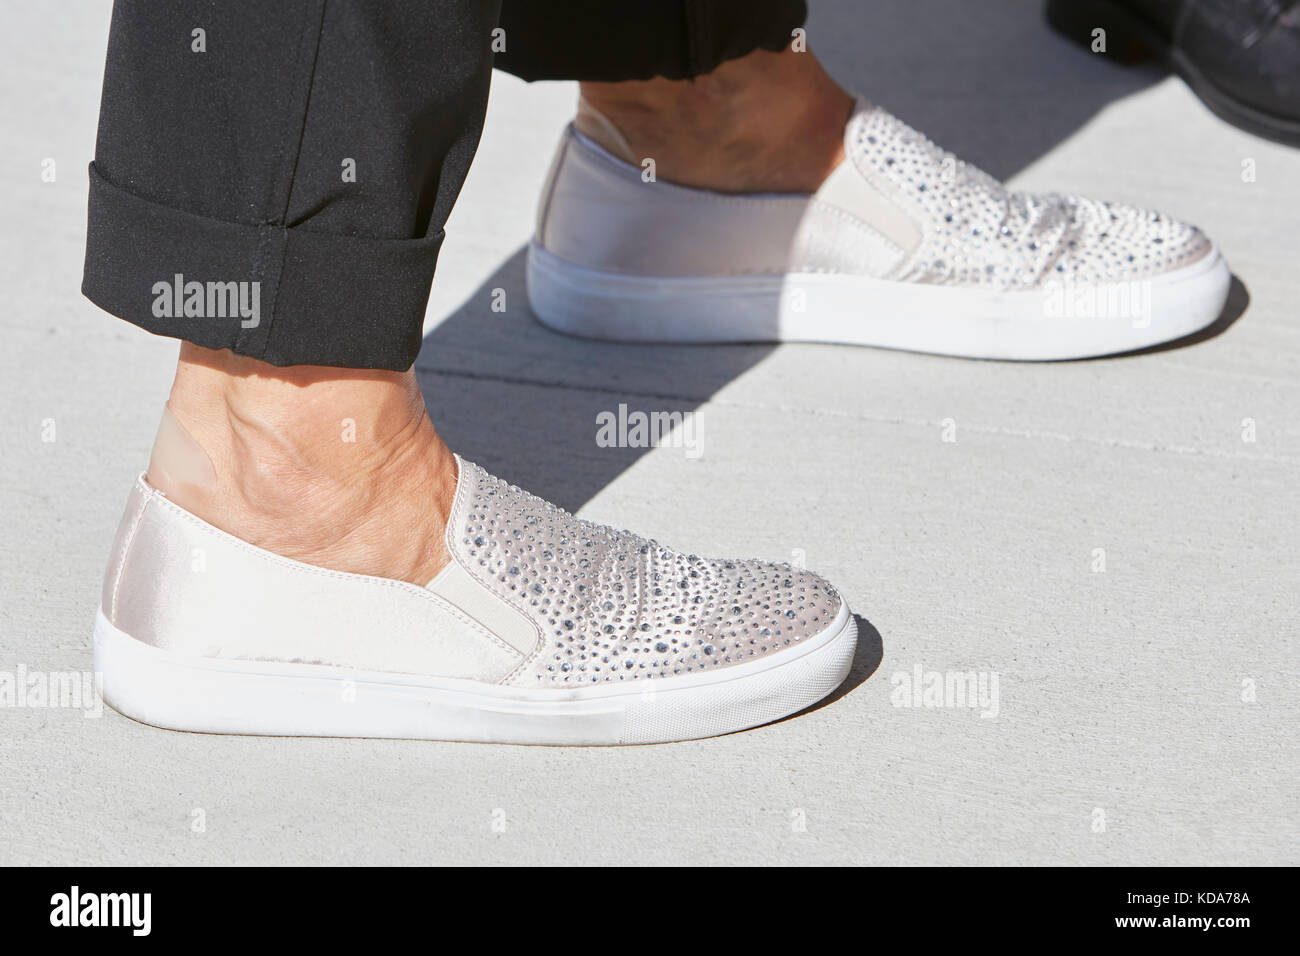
[578,47,854,193]
[149,344,456,585]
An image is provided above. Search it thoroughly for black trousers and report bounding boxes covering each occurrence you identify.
[82,0,806,370]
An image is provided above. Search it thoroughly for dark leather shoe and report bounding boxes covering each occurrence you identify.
[1048,0,1300,146]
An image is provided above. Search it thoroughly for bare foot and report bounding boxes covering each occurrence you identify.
[147,343,456,586]
[577,46,855,194]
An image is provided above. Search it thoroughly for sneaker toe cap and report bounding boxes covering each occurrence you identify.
[1066,197,1214,280]
[642,553,844,670]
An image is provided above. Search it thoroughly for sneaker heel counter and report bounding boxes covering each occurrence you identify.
[535,125,647,268]
[101,479,154,625]
[534,127,574,249]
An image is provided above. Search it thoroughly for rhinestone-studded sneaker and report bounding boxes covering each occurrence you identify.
[93,456,857,745]
[526,99,1231,360]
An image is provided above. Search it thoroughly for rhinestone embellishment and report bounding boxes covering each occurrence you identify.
[450,462,841,684]
[847,105,1211,289]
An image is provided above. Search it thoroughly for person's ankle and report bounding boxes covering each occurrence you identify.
[148,344,456,585]
[577,47,855,194]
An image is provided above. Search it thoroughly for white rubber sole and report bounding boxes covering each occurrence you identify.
[527,241,1232,361]
[93,604,857,745]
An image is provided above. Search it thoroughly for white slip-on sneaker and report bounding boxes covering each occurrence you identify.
[527,99,1232,360]
[94,456,856,745]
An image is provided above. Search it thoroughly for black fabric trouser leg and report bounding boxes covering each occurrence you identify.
[82,0,807,371]
[494,0,806,82]
[84,0,501,370]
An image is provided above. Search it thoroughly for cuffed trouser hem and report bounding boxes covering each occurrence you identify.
[82,163,439,371]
